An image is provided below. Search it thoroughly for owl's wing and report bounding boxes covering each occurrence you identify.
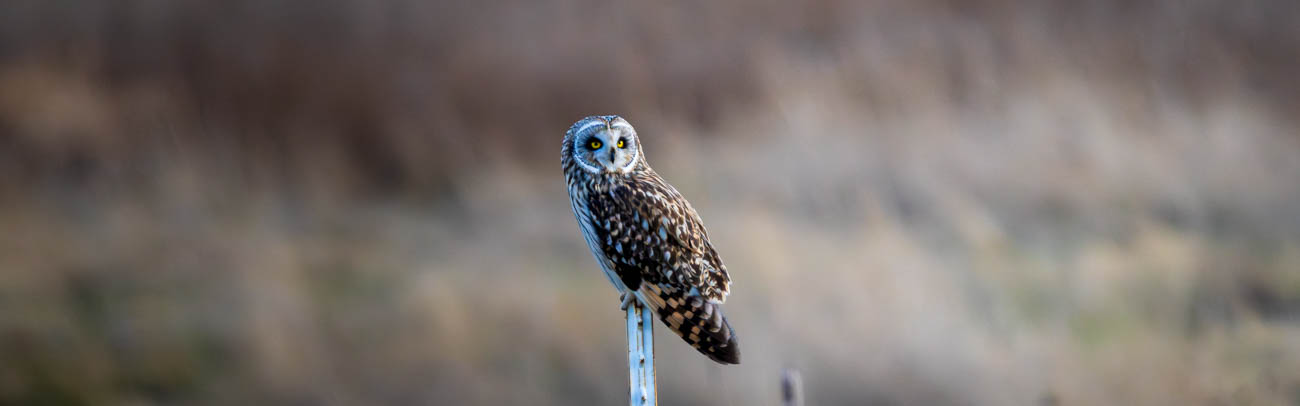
[588,173,731,302]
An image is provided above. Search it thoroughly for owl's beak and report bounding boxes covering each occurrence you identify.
[593,145,616,172]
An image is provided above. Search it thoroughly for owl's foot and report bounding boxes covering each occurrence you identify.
[619,291,639,311]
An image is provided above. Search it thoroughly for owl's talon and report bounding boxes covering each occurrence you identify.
[619,292,638,310]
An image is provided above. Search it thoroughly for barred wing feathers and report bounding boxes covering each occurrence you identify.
[586,171,739,364]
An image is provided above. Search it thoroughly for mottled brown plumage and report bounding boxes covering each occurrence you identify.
[562,115,739,364]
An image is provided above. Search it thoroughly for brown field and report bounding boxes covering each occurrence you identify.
[2,0,1299,404]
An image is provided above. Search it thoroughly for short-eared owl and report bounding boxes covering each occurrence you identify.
[563,115,739,364]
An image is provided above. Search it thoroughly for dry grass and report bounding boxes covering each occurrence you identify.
[1,0,1299,404]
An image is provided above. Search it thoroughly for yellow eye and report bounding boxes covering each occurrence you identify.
[589,140,602,149]
[616,139,626,148]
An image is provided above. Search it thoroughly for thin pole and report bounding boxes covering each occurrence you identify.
[782,368,803,406]
[626,301,656,406]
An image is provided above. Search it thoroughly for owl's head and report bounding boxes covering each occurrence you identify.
[563,115,644,175]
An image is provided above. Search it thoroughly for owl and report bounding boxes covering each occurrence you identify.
[562,115,739,364]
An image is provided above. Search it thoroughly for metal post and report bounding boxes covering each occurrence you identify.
[626,301,656,406]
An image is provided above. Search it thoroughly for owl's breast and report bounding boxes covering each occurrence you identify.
[566,176,627,292]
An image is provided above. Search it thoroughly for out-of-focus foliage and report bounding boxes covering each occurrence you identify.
[1,0,1298,404]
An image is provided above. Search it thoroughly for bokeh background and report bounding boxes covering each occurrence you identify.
[2,0,1299,404]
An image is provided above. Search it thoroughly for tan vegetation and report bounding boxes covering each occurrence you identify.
[1,0,1298,404]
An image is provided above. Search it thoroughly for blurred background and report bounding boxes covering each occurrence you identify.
[2,0,1299,404]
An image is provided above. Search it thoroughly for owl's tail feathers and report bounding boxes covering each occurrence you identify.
[639,285,740,364]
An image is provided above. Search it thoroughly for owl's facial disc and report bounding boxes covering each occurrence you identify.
[577,126,638,175]
[568,116,640,175]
